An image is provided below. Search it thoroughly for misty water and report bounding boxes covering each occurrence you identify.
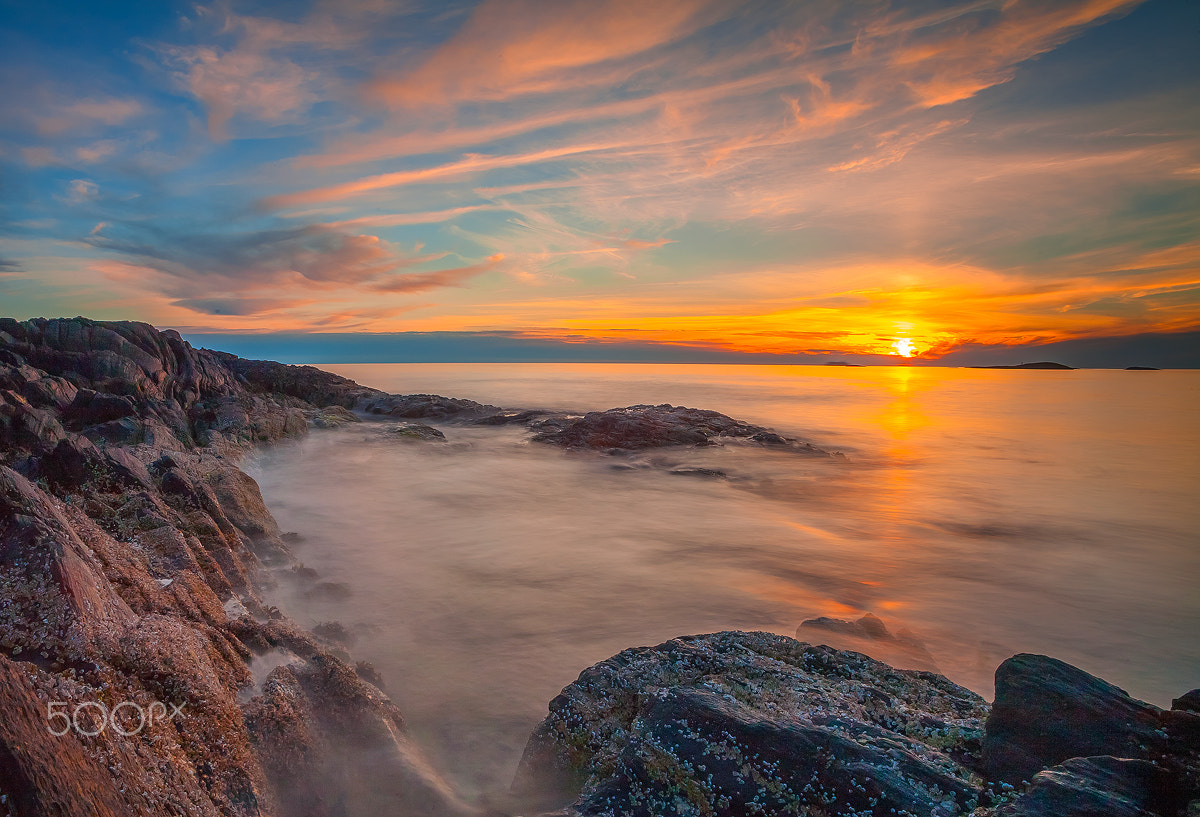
[244,363,1200,799]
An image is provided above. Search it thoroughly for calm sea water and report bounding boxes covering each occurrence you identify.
[245,363,1200,798]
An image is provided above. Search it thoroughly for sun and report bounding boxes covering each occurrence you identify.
[892,338,915,358]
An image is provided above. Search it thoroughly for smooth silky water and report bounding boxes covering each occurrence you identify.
[243,364,1200,799]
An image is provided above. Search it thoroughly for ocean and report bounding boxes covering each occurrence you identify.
[243,363,1200,798]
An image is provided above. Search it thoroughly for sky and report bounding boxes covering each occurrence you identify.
[1,0,1198,365]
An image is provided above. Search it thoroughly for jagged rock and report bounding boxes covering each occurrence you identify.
[160,465,198,497]
[204,466,284,548]
[1163,708,1200,754]
[62,388,137,428]
[17,371,78,411]
[512,631,988,815]
[38,435,107,490]
[360,392,494,419]
[0,389,65,449]
[0,466,136,660]
[210,353,378,409]
[1174,689,1200,714]
[982,654,1165,785]
[0,318,510,816]
[103,446,153,489]
[998,756,1174,817]
[84,416,147,445]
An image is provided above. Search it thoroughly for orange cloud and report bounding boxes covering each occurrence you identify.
[373,254,505,293]
[371,0,710,107]
[324,205,501,229]
[262,141,627,209]
[886,0,1142,109]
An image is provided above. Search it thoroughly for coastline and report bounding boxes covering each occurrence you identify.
[1,317,1196,817]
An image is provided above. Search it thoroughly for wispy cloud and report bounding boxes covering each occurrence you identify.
[325,204,502,229]
[370,0,713,107]
[373,254,505,293]
[262,141,629,209]
[34,96,143,135]
[157,43,320,140]
[151,0,405,139]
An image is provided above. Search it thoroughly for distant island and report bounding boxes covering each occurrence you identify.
[822,361,862,366]
[1125,365,1162,370]
[974,361,1075,370]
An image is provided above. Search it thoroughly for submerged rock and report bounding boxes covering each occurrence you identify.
[312,621,356,646]
[798,612,940,673]
[667,466,728,479]
[387,423,447,441]
[307,405,360,428]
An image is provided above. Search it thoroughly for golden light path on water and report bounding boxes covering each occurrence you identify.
[246,363,1200,797]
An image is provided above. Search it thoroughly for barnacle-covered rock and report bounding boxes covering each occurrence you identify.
[512,630,989,815]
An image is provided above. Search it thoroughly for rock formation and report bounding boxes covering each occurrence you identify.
[0,318,475,817]
[512,634,1199,817]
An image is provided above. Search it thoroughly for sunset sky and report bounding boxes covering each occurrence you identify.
[1,0,1198,364]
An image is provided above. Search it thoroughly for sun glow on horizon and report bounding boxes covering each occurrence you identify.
[892,338,916,358]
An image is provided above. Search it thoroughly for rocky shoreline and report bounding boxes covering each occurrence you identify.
[0,317,1195,817]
